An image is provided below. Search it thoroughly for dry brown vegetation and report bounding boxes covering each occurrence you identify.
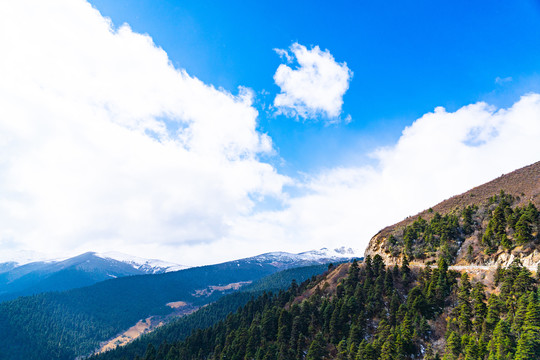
[98,317,158,354]
[375,160,540,240]
[291,263,350,305]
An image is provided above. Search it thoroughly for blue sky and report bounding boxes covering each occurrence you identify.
[1,0,540,265]
[89,0,540,173]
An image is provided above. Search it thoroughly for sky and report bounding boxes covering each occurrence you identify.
[0,0,540,266]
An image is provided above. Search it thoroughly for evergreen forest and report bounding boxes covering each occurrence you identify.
[105,255,540,360]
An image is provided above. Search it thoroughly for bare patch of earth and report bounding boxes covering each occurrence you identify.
[96,302,198,354]
[166,301,188,309]
[192,281,252,297]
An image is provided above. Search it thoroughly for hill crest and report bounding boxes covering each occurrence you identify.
[365,160,540,268]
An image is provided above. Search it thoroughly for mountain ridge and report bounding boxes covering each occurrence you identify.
[0,251,187,302]
[365,160,540,268]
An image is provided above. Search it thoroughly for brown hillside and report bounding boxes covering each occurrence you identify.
[365,160,540,263]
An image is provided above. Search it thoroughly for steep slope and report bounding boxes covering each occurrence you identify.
[0,252,186,302]
[365,160,540,267]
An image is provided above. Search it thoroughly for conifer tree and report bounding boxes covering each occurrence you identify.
[515,214,533,244]
[472,282,487,333]
[380,334,396,360]
[401,256,411,284]
[445,331,461,358]
[307,333,327,360]
[463,338,479,360]
[487,319,512,360]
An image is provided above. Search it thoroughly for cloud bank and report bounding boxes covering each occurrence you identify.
[227,95,540,258]
[0,0,288,264]
[273,43,353,121]
[1,0,539,266]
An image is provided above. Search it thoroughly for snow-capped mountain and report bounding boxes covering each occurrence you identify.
[0,247,356,302]
[0,252,188,302]
[230,247,361,269]
[96,252,188,273]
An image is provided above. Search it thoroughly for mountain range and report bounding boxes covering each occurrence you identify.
[0,251,186,302]
[0,247,358,359]
[0,247,356,302]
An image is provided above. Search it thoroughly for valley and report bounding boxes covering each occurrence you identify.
[0,251,345,359]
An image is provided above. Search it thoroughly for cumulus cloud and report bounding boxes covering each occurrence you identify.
[228,94,540,256]
[273,43,353,121]
[1,0,539,267]
[0,0,288,265]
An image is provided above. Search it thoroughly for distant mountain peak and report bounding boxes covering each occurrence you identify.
[95,252,188,273]
[0,251,190,301]
[240,247,360,270]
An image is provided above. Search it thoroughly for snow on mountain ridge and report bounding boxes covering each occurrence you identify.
[297,247,360,259]
[96,252,189,273]
[248,247,360,264]
[0,247,358,272]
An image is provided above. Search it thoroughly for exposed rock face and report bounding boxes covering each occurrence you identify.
[482,248,540,271]
[364,231,403,265]
[364,161,540,269]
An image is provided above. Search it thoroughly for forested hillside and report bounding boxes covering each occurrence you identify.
[366,161,540,268]
[0,258,330,359]
[93,264,331,360]
[105,255,540,360]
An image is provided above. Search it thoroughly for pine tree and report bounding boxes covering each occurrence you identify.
[487,319,512,360]
[513,299,540,359]
[472,282,487,333]
[523,291,540,328]
[306,333,327,360]
[514,328,540,360]
[336,339,348,360]
[401,256,411,284]
[512,294,529,336]
[143,343,157,360]
[462,206,475,235]
[514,268,533,294]
[463,338,479,360]
[424,343,436,360]
[515,214,533,244]
[380,334,396,360]
[446,331,461,358]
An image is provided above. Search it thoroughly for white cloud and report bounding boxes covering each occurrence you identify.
[0,0,289,265]
[273,48,293,63]
[495,76,513,85]
[228,94,540,257]
[273,43,353,121]
[1,0,539,267]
